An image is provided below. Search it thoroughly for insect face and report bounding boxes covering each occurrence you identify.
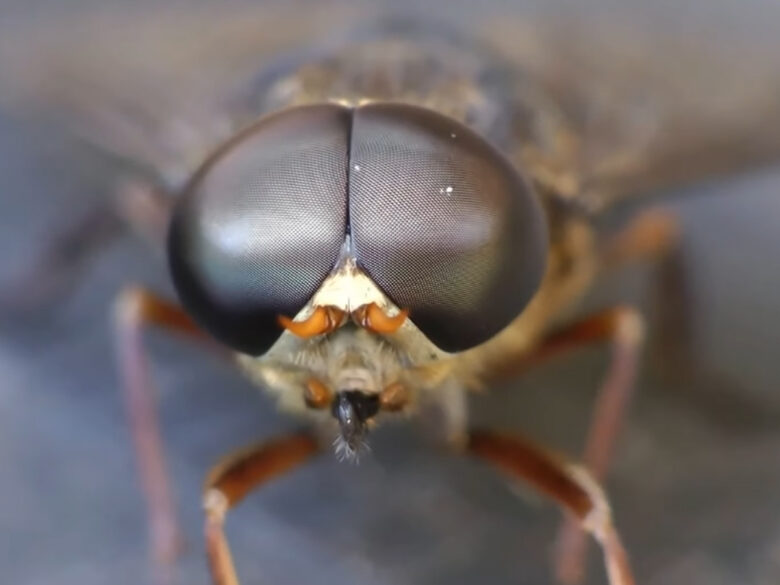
[168,101,548,451]
[239,319,415,461]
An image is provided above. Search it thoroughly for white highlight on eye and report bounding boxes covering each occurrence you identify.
[450,132,457,138]
[439,186,454,195]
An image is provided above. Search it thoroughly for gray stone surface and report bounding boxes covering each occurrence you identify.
[1,3,780,585]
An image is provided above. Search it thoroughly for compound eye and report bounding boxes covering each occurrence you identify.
[349,103,548,352]
[168,105,351,355]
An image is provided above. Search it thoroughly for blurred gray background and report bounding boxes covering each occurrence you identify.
[1,1,780,585]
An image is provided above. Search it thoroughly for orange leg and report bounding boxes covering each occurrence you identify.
[540,208,679,584]
[203,434,321,585]
[113,286,218,584]
[552,310,643,584]
[599,208,680,272]
[611,207,776,431]
[600,207,693,373]
[483,306,644,584]
[466,430,635,585]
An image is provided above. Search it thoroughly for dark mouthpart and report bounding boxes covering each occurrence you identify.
[331,391,380,448]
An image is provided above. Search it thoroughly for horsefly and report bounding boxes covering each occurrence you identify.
[2,6,780,585]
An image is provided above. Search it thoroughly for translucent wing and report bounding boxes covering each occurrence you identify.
[486,8,780,211]
[0,3,372,190]
[3,2,779,206]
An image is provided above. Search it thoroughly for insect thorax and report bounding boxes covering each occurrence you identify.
[240,23,525,151]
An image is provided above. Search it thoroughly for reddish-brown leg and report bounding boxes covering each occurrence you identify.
[551,309,644,584]
[615,208,778,431]
[600,208,695,377]
[599,208,680,272]
[466,430,635,585]
[548,208,680,584]
[113,286,216,582]
[482,306,644,584]
[203,434,321,585]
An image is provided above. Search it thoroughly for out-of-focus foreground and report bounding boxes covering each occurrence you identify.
[1,1,780,585]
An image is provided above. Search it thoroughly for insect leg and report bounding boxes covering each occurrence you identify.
[598,207,694,375]
[605,208,777,429]
[551,308,644,584]
[483,306,643,387]
[599,207,680,271]
[480,306,644,584]
[203,434,321,585]
[605,210,718,417]
[466,430,635,585]
[113,286,219,581]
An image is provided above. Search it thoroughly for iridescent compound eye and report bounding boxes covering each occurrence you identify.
[168,102,548,355]
[349,103,548,351]
[168,105,351,355]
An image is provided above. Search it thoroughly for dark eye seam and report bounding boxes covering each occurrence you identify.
[167,104,352,355]
[348,103,548,351]
[168,102,547,356]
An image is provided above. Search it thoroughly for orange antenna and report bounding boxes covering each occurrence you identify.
[277,306,346,338]
[352,303,408,334]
